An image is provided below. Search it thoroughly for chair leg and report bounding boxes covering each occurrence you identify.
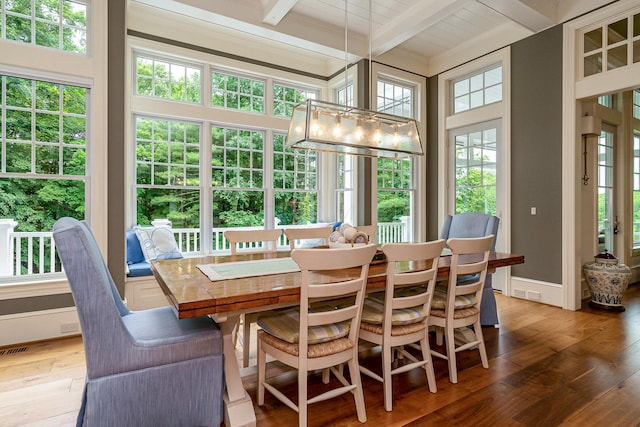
[420,334,437,393]
[322,368,330,384]
[474,320,489,369]
[382,342,393,412]
[348,356,367,423]
[445,326,458,384]
[298,364,308,427]
[243,313,251,368]
[257,335,266,406]
[435,326,444,346]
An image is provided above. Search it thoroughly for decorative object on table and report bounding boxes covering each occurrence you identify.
[582,249,632,312]
[329,222,370,247]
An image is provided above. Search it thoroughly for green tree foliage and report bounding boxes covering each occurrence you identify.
[455,167,497,215]
[1,75,87,234]
[3,0,87,53]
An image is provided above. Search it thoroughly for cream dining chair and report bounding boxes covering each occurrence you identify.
[256,244,377,426]
[224,228,283,254]
[358,239,445,411]
[284,226,333,250]
[428,235,493,384]
[224,228,283,367]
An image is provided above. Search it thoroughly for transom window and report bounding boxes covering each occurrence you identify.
[583,12,640,77]
[0,0,87,53]
[378,80,412,117]
[135,55,202,103]
[452,65,502,114]
[336,83,353,107]
[211,71,265,113]
[273,83,317,117]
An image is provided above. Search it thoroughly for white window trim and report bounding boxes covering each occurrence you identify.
[371,62,427,241]
[437,47,511,293]
[563,0,640,311]
[0,0,108,297]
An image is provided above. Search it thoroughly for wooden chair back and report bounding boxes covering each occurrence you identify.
[224,229,282,254]
[284,226,333,250]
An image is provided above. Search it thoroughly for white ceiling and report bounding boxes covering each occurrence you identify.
[131,0,615,76]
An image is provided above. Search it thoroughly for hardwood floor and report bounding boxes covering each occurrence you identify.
[2,286,640,426]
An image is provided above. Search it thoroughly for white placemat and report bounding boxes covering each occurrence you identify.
[197,257,300,281]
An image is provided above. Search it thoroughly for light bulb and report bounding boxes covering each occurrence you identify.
[332,114,342,138]
[393,125,400,147]
[310,110,320,135]
[354,120,364,141]
[373,122,382,144]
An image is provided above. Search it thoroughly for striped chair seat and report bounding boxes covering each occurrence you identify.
[361,292,428,326]
[431,282,477,310]
[257,306,350,345]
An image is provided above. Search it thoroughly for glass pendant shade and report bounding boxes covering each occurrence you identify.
[286,99,423,158]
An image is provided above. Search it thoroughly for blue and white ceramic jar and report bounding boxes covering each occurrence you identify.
[583,250,631,312]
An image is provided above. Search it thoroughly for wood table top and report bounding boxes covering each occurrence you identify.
[151,250,524,319]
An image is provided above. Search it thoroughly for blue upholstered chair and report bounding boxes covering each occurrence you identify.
[440,212,500,326]
[53,217,224,427]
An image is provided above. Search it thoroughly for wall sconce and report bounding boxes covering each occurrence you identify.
[581,114,602,185]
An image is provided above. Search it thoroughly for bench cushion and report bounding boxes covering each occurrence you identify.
[126,229,145,265]
[127,261,152,277]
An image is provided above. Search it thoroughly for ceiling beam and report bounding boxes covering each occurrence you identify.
[476,0,556,32]
[371,0,470,57]
[261,0,299,26]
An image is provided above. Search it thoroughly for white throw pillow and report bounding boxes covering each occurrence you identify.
[133,226,183,262]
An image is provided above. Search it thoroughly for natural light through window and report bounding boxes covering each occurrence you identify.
[452,65,502,114]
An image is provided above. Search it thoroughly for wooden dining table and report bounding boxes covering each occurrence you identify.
[151,249,524,427]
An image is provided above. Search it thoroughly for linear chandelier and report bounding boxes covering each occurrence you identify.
[286,99,423,158]
[285,0,423,159]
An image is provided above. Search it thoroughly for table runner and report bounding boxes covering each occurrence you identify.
[197,257,300,281]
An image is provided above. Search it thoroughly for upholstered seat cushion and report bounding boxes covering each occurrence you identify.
[360,292,427,326]
[126,261,152,277]
[431,282,477,310]
[257,306,351,345]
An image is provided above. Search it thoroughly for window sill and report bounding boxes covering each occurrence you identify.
[0,275,70,300]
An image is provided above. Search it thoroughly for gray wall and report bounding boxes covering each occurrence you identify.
[108,0,126,296]
[510,25,563,283]
[425,25,563,284]
[426,75,439,240]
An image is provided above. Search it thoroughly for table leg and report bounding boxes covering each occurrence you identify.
[219,314,256,427]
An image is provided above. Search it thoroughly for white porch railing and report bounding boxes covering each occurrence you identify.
[0,218,409,279]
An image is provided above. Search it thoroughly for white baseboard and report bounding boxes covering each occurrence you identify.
[510,276,563,307]
[0,306,80,347]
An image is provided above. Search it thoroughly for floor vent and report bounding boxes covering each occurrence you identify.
[0,346,29,357]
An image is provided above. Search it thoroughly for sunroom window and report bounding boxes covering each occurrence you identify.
[273,83,317,117]
[1,0,87,53]
[211,71,265,112]
[135,55,202,103]
[0,74,88,278]
[376,78,417,242]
